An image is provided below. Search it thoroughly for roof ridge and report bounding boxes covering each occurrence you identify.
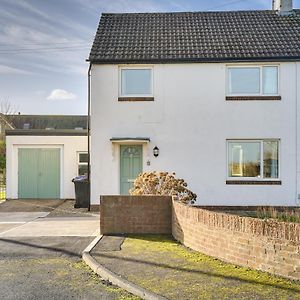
[100,10,276,16]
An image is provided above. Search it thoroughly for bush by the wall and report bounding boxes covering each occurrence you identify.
[130,171,197,203]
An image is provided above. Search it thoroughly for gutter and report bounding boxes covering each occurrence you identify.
[86,56,300,65]
[87,63,91,211]
[5,129,87,136]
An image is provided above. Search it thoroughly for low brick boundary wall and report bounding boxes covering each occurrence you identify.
[100,195,172,234]
[172,200,300,281]
[99,195,300,280]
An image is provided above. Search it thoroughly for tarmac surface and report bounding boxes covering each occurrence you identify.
[0,200,137,300]
[0,236,137,300]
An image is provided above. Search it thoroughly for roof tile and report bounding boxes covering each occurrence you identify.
[89,10,300,63]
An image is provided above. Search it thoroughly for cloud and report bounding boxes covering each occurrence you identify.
[47,89,76,100]
[1,0,93,38]
[0,64,32,75]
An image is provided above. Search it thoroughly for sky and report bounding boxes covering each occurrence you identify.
[0,0,299,115]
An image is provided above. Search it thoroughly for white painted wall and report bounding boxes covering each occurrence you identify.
[91,62,300,206]
[6,135,87,199]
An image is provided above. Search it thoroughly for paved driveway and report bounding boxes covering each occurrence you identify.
[0,200,100,237]
[0,200,136,300]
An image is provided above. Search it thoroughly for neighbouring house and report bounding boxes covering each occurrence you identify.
[6,115,88,199]
[88,0,300,208]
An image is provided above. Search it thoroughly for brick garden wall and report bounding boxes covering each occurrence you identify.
[99,196,300,280]
[172,200,300,281]
[100,195,172,234]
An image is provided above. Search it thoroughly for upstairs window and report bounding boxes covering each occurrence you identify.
[78,152,88,176]
[227,66,278,96]
[227,140,279,180]
[119,67,153,98]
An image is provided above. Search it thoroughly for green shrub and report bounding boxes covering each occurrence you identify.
[0,141,5,171]
[256,206,300,223]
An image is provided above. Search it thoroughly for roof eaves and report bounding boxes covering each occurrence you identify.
[5,129,88,136]
[89,56,300,64]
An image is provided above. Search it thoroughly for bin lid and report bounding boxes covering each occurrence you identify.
[72,175,88,182]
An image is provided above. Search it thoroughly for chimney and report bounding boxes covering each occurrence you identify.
[272,0,293,14]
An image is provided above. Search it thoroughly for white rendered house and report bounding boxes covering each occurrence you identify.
[88,0,300,207]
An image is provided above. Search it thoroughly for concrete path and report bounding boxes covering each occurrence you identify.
[0,212,49,223]
[0,211,50,237]
[0,200,100,237]
[0,216,100,237]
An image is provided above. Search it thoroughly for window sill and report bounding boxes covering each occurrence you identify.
[118,97,154,102]
[226,96,281,101]
[226,180,281,185]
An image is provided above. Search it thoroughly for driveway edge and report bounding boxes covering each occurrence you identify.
[82,236,167,300]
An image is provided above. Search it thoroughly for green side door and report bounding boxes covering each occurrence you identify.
[18,148,60,199]
[120,145,142,195]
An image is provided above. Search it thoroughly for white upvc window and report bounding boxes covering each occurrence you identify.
[119,67,153,97]
[227,140,280,180]
[227,65,279,96]
[78,152,88,176]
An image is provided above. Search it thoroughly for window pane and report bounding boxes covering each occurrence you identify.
[78,164,88,176]
[263,66,278,95]
[228,67,260,94]
[121,69,152,95]
[263,141,279,178]
[228,142,261,177]
[79,153,88,163]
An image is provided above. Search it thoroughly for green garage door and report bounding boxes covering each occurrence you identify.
[18,148,60,199]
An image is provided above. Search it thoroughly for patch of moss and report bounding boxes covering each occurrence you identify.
[119,235,300,300]
[76,259,140,299]
[104,285,140,300]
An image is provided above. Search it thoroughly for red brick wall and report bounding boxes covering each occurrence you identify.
[100,195,172,234]
[172,200,300,281]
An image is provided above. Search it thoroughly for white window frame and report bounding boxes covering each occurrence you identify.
[77,152,88,176]
[118,66,154,98]
[226,139,280,181]
[226,65,280,96]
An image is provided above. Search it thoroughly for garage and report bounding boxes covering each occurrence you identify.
[18,148,61,199]
[6,133,88,200]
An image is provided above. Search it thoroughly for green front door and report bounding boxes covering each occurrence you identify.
[120,145,142,195]
[18,148,60,199]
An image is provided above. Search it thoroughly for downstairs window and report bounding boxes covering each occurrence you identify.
[227,140,279,180]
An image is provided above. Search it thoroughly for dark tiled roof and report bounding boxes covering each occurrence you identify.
[6,115,87,130]
[89,10,300,63]
[5,129,87,136]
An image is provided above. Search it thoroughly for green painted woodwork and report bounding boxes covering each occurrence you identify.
[18,148,60,199]
[120,145,142,195]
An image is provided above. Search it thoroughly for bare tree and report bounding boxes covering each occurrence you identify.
[0,99,17,114]
[0,98,19,129]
